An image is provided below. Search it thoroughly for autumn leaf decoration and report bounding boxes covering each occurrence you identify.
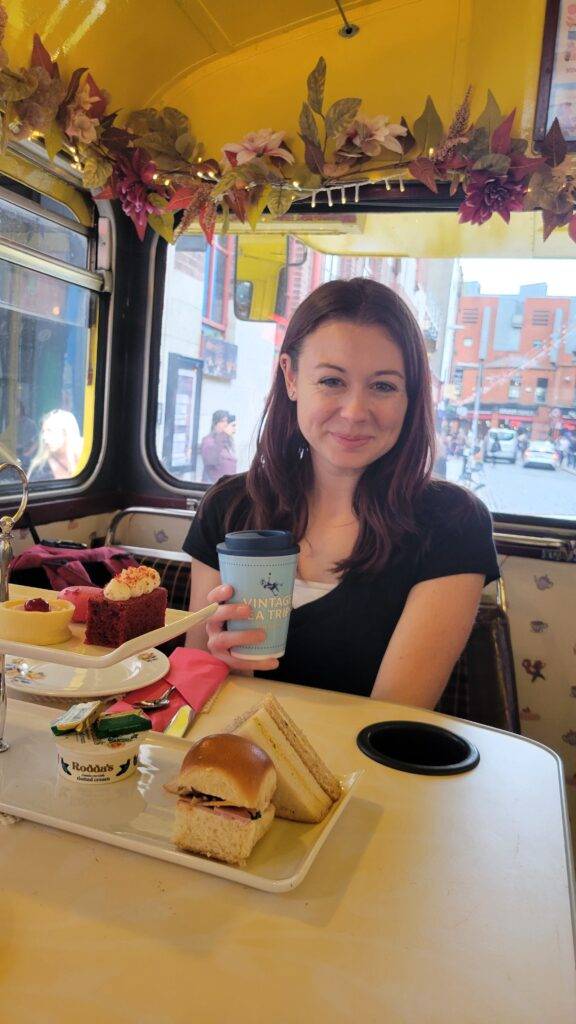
[0,2,575,246]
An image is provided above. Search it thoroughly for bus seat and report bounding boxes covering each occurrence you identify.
[105,506,195,617]
[435,593,520,734]
[135,551,192,612]
[106,507,520,733]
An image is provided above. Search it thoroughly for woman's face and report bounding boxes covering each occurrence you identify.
[42,419,65,455]
[280,320,408,477]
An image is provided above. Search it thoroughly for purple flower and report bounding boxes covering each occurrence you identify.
[459,170,527,225]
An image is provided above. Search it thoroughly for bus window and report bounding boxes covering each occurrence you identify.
[0,187,100,491]
[0,194,89,269]
[154,234,576,521]
[155,234,276,483]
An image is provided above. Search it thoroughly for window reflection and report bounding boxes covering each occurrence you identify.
[0,260,91,484]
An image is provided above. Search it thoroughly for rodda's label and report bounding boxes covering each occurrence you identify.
[54,732,141,784]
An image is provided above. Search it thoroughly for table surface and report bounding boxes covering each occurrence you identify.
[1,658,575,1024]
[1,588,575,1022]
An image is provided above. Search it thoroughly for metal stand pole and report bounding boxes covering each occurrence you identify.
[0,463,29,753]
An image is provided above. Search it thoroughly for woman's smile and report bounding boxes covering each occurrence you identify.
[329,431,374,449]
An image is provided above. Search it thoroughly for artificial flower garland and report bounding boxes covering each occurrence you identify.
[0,3,575,246]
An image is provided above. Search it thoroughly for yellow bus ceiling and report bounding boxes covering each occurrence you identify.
[4,0,547,159]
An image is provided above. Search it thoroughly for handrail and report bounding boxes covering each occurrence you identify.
[493,532,567,549]
[105,504,198,546]
[105,507,575,562]
[0,239,105,292]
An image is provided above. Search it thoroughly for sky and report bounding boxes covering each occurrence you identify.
[461,259,576,297]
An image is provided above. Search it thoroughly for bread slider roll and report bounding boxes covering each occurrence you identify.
[172,734,276,866]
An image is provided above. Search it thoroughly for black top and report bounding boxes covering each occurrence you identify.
[183,474,500,698]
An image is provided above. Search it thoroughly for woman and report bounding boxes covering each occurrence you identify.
[200,410,237,484]
[27,409,83,482]
[185,279,499,710]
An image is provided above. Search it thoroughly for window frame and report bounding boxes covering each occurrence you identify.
[535,377,549,403]
[202,236,234,333]
[144,193,576,531]
[0,176,109,507]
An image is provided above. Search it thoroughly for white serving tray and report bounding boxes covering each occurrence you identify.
[0,603,218,668]
[0,701,362,893]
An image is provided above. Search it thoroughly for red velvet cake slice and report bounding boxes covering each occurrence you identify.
[85,566,167,647]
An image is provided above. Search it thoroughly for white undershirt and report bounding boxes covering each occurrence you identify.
[292,577,337,609]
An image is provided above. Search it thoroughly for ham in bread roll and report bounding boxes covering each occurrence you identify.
[171,733,277,866]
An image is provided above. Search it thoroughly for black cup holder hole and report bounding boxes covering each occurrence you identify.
[357,721,480,776]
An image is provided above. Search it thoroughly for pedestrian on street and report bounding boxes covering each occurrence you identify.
[200,410,237,484]
[557,434,571,466]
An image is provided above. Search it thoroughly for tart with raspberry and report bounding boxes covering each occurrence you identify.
[0,596,75,645]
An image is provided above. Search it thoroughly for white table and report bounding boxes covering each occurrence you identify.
[1,676,575,1024]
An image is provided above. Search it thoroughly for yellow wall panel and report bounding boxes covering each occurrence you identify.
[296,211,576,259]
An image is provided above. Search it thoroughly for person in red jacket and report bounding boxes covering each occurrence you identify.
[200,410,237,484]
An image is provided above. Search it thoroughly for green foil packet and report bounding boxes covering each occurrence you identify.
[94,709,152,739]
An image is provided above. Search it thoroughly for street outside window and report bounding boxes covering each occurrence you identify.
[155,239,576,520]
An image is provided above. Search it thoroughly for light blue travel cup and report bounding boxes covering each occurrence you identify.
[217,530,299,659]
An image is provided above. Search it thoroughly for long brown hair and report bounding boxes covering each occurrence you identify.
[210,277,437,576]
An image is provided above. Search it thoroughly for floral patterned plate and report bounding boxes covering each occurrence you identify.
[4,649,169,698]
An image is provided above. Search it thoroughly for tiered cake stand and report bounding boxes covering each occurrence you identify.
[0,462,216,750]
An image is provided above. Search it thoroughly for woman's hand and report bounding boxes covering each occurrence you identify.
[205,583,280,674]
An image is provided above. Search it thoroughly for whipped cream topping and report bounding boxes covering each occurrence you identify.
[103,566,161,601]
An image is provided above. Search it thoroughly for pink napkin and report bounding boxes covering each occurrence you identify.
[103,647,229,732]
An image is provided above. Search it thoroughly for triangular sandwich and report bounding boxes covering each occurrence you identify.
[227,693,341,823]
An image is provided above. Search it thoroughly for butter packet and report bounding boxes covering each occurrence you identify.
[51,701,105,736]
[94,708,152,739]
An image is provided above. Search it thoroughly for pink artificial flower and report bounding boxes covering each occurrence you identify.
[222,129,294,166]
[65,107,99,144]
[64,79,102,144]
[74,80,100,113]
[336,115,408,157]
[98,148,161,241]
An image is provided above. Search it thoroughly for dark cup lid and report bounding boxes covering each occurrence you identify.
[356,720,480,776]
[217,530,299,556]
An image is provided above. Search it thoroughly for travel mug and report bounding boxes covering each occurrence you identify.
[217,530,299,659]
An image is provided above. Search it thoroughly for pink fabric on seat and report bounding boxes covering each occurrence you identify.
[9,545,137,590]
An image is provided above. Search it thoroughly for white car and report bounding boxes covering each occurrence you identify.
[522,441,559,470]
[483,428,518,464]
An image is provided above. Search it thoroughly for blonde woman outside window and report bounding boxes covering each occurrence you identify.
[28,409,83,482]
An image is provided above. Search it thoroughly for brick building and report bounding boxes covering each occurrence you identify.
[448,283,576,440]
[276,242,456,401]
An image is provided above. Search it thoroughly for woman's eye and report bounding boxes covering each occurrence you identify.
[318,377,344,388]
[372,380,396,393]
